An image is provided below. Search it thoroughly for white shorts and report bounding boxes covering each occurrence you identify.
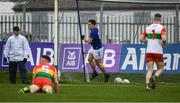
[89,47,104,60]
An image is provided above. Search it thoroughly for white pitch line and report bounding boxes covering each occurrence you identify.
[59,84,130,86]
[59,83,180,87]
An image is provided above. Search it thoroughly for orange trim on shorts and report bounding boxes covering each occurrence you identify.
[146,53,163,63]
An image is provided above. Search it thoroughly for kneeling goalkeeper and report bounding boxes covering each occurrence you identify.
[18,55,59,94]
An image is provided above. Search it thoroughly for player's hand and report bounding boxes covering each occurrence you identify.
[143,39,147,44]
[81,35,85,40]
[23,58,27,63]
[162,41,166,48]
[3,57,9,63]
[4,57,7,63]
[162,43,166,48]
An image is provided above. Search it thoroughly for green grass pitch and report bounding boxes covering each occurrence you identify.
[0,72,180,102]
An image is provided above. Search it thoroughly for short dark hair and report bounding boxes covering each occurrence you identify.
[41,55,51,63]
[13,26,20,32]
[154,13,162,18]
[88,19,96,25]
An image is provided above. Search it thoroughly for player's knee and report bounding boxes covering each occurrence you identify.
[157,63,164,70]
[147,65,153,70]
[96,62,101,67]
[29,85,39,93]
[158,68,163,72]
[146,74,151,79]
[88,58,93,63]
[29,89,35,93]
[157,66,163,70]
[95,60,101,66]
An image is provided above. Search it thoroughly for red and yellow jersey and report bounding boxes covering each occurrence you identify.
[33,63,57,81]
[142,23,166,54]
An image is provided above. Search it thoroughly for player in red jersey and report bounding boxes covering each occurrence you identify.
[18,55,59,94]
[140,13,167,90]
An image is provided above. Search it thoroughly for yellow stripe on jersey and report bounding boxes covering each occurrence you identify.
[34,68,55,77]
[34,72,53,80]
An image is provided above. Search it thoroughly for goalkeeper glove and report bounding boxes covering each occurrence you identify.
[23,58,27,63]
[81,35,85,40]
[4,57,9,63]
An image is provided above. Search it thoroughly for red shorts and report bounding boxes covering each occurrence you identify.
[146,53,163,63]
[32,78,52,88]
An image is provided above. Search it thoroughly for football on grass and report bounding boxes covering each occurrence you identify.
[114,77,124,83]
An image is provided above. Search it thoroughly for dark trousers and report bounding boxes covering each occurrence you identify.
[9,61,27,84]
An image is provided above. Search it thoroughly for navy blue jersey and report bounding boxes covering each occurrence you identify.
[89,27,102,49]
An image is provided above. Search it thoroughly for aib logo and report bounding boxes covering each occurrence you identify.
[68,51,76,60]
[62,47,81,69]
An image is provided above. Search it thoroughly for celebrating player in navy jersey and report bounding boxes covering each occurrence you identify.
[81,19,110,83]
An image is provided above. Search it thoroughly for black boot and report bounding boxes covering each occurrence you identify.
[90,71,99,81]
[104,73,110,83]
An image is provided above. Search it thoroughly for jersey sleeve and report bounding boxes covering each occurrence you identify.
[53,66,58,77]
[4,37,11,58]
[161,27,166,35]
[32,66,38,76]
[90,29,98,39]
[23,37,30,59]
[142,29,147,36]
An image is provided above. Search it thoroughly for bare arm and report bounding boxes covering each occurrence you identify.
[140,29,147,44]
[140,34,147,44]
[4,38,11,58]
[54,76,59,93]
[23,38,30,59]
[54,68,59,93]
[161,33,167,47]
[161,28,167,47]
[32,67,36,84]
